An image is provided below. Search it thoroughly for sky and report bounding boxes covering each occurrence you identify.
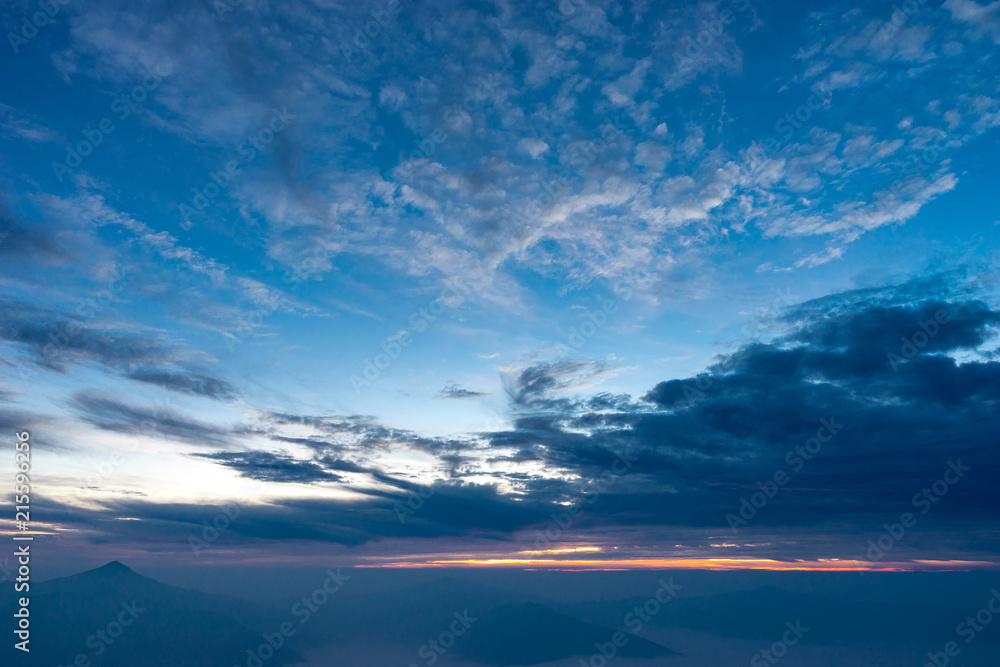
[1,0,999,573]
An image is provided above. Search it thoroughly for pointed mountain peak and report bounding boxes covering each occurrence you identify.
[88,560,137,576]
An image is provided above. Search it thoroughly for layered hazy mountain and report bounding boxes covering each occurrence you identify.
[4,563,1000,666]
[3,562,673,666]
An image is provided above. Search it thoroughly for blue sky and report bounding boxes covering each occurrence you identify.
[1,0,1000,570]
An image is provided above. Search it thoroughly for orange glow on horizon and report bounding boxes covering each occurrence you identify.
[357,557,1000,571]
[518,546,603,555]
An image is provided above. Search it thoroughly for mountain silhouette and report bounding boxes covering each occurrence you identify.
[2,561,303,667]
[291,573,676,663]
[457,602,675,665]
[3,563,678,666]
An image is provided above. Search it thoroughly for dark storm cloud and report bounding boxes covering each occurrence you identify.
[32,495,343,545]
[474,276,1000,553]
[192,450,341,483]
[582,392,637,412]
[643,298,1000,408]
[40,478,547,548]
[274,481,544,541]
[49,275,1000,558]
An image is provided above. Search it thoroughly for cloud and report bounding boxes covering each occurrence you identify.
[6,0,1000,566]
[437,382,492,400]
[0,299,170,372]
[264,411,478,454]
[68,391,234,448]
[0,298,237,401]
[36,0,990,313]
[0,404,70,452]
[126,369,238,401]
[472,274,1000,557]
[500,357,625,406]
[0,103,61,143]
[29,272,1000,560]
[517,138,550,159]
[40,191,229,283]
[191,450,342,484]
[945,0,1000,43]
[0,208,64,259]
[791,246,845,270]
[40,478,547,548]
